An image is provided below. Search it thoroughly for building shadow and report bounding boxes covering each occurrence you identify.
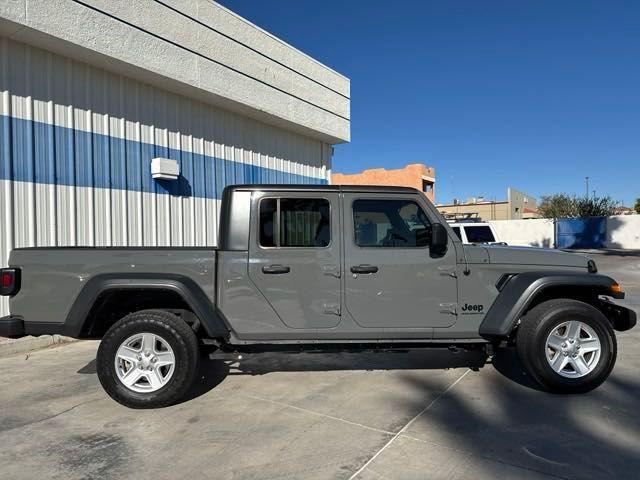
[395,365,640,479]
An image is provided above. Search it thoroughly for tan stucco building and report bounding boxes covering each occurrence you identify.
[332,164,435,202]
[437,187,539,221]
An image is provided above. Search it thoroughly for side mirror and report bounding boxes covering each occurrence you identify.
[430,223,448,256]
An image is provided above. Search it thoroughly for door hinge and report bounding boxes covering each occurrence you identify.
[439,303,458,315]
[322,265,341,278]
[322,303,341,315]
[437,266,457,278]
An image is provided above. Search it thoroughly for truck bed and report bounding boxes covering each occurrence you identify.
[8,247,217,332]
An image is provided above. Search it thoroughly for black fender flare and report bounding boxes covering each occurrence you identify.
[479,272,622,339]
[63,273,230,339]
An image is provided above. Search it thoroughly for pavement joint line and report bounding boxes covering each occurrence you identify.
[348,368,471,480]
[398,434,572,480]
[242,394,396,436]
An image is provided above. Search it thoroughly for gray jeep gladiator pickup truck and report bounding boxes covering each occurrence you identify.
[1,184,636,408]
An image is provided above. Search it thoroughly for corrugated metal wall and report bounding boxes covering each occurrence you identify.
[0,36,331,317]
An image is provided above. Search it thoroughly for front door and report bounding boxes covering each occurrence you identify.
[343,193,458,329]
[248,191,341,330]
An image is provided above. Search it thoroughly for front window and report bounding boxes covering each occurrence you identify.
[353,199,431,247]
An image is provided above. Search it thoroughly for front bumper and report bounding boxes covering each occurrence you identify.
[599,296,638,331]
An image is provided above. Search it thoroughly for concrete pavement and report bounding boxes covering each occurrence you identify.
[1,252,639,479]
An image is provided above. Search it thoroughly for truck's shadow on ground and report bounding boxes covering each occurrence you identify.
[185,347,492,403]
[490,347,546,391]
[78,347,544,403]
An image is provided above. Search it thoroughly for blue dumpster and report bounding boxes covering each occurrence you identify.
[555,217,606,249]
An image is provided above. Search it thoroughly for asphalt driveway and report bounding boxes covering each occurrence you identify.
[1,252,639,479]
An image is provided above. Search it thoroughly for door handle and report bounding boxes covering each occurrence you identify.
[350,265,379,274]
[262,264,291,274]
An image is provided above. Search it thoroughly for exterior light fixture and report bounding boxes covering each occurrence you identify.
[151,158,180,180]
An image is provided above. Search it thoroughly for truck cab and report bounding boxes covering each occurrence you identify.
[219,185,459,340]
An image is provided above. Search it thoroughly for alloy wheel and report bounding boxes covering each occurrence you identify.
[114,333,176,393]
[545,320,602,378]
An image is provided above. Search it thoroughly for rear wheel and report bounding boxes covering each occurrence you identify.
[97,310,199,408]
[516,299,616,393]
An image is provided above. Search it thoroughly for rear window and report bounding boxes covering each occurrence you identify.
[451,227,462,241]
[259,198,330,248]
[464,226,495,243]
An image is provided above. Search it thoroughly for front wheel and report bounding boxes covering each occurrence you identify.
[97,310,200,408]
[516,299,616,393]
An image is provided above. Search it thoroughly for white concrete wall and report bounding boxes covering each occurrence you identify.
[489,218,556,248]
[605,215,640,249]
[489,215,640,249]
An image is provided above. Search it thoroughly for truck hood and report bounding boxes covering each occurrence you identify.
[481,245,590,269]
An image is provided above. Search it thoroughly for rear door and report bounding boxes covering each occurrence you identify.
[248,191,341,329]
[343,193,458,329]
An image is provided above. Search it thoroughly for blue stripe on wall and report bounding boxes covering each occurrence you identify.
[0,115,327,199]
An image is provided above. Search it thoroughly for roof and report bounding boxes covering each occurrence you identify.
[0,0,350,143]
[226,184,421,194]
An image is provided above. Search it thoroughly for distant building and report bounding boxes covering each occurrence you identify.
[613,206,636,215]
[437,187,539,221]
[331,164,435,202]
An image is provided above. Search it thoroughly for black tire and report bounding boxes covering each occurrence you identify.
[97,310,200,408]
[516,298,616,393]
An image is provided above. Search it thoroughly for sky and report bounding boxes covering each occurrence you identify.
[218,1,640,206]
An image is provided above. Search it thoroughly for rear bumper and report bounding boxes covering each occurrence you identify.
[0,316,66,338]
[0,316,25,337]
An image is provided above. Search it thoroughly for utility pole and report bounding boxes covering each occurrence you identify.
[585,176,589,198]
